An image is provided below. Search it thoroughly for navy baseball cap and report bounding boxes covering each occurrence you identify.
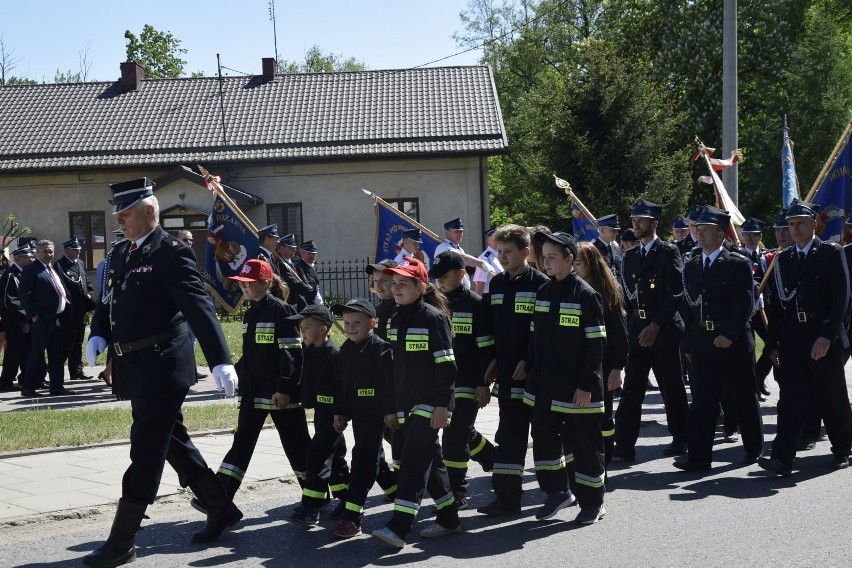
[534,231,578,256]
[429,251,466,279]
[696,205,731,230]
[109,178,155,214]
[365,259,398,274]
[741,217,765,233]
[331,298,377,319]
[785,200,819,220]
[630,199,663,220]
[597,214,620,230]
[287,304,334,326]
[621,228,639,242]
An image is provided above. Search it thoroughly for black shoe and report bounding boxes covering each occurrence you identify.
[196,371,207,380]
[798,440,817,451]
[758,393,767,402]
[535,491,577,520]
[742,453,762,466]
[98,372,110,386]
[49,387,76,396]
[832,455,850,470]
[83,499,147,567]
[72,372,93,380]
[673,460,711,472]
[759,381,771,396]
[0,382,17,392]
[612,446,636,462]
[477,497,521,516]
[21,390,42,398]
[663,442,688,456]
[189,470,243,543]
[190,497,207,515]
[757,457,792,477]
[290,504,320,525]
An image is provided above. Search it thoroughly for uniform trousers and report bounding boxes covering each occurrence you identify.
[0,324,29,385]
[376,427,398,495]
[615,341,689,449]
[602,379,615,466]
[340,412,388,523]
[301,407,349,507]
[491,397,532,507]
[60,307,86,375]
[772,339,852,467]
[687,347,763,463]
[124,388,210,504]
[386,415,458,538]
[217,404,310,497]
[531,407,604,508]
[442,396,495,494]
[24,315,64,391]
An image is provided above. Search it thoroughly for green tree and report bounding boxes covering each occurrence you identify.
[278,45,367,73]
[124,24,187,79]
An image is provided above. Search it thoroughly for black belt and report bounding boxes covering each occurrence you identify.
[698,320,724,331]
[113,322,189,356]
[785,311,827,323]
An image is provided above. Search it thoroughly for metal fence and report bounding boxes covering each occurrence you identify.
[316,257,372,306]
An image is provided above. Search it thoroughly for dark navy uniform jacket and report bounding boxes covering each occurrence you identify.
[278,257,315,311]
[766,238,850,357]
[621,238,685,349]
[525,273,606,409]
[236,294,302,408]
[593,238,623,277]
[445,285,494,396]
[0,265,27,326]
[375,298,396,342]
[484,265,549,401]
[682,248,755,358]
[300,337,339,410]
[19,261,65,320]
[334,333,394,418]
[294,257,321,305]
[55,255,95,312]
[91,226,231,397]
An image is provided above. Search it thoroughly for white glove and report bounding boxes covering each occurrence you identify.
[212,364,238,397]
[86,336,108,367]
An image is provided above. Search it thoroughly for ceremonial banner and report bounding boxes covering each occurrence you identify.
[811,126,852,242]
[693,141,745,242]
[198,167,260,314]
[367,190,441,262]
[781,126,800,208]
[572,201,599,242]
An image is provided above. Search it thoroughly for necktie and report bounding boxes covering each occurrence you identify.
[704,256,711,273]
[798,251,806,264]
[640,247,646,262]
[47,263,70,308]
[130,242,138,252]
[126,241,137,262]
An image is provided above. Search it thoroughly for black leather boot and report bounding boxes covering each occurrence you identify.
[82,499,147,567]
[190,470,243,543]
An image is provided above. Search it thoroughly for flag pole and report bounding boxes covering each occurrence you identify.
[198,166,259,235]
[803,120,852,202]
[361,189,443,242]
[553,175,598,227]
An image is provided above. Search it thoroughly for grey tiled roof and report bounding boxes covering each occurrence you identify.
[0,66,507,172]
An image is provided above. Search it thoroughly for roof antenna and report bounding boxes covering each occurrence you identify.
[217,53,228,147]
[269,1,280,69]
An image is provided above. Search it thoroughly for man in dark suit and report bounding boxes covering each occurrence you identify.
[739,218,773,400]
[294,240,322,305]
[0,246,34,391]
[82,178,242,566]
[19,239,74,397]
[255,224,281,276]
[759,199,852,477]
[592,214,623,278]
[675,206,702,258]
[674,206,763,471]
[55,238,96,380]
[613,199,690,461]
[275,233,317,310]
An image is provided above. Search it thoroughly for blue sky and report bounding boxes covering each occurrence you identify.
[2,0,483,82]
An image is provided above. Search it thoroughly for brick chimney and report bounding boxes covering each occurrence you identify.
[120,61,145,92]
[262,57,276,81]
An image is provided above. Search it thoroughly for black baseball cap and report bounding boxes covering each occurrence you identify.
[533,231,578,256]
[331,298,377,319]
[429,251,466,279]
[286,305,334,326]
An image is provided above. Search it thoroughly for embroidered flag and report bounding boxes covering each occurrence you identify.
[781,127,800,208]
[372,198,441,262]
[811,126,852,242]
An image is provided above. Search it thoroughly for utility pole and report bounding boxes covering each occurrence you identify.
[269,1,280,68]
[722,0,738,205]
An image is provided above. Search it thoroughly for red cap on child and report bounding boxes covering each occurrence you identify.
[228,259,274,282]
[382,256,429,285]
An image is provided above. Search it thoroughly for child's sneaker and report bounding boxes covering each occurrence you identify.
[290,504,320,525]
[575,505,606,525]
[372,526,405,548]
[331,519,362,539]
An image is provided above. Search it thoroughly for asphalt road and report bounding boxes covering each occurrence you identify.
[1,402,851,568]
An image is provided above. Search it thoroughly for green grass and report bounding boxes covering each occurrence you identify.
[0,404,243,453]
